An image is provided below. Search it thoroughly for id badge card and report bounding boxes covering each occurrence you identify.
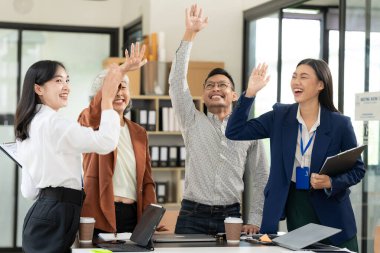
[296,166,310,190]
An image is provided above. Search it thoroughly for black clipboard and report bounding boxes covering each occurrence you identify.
[0,142,22,168]
[319,145,366,176]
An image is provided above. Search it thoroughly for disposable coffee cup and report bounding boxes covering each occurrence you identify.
[224,217,243,245]
[79,217,95,244]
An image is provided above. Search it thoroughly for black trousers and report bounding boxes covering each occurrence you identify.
[22,187,84,253]
[94,202,137,235]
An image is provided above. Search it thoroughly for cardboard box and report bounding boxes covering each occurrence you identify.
[102,57,141,96]
[186,61,225,97]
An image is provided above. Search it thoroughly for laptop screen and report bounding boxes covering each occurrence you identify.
[272,223,341,250]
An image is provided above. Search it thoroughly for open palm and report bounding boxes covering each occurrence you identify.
[185,4,208,32]
[246,63,270,97]
[120,42,147,73]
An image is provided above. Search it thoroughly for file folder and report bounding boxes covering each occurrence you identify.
[319,145,366,176]
[0,142,22,167]
[159,146,168,167]
[168,146,178,167]
[150,146,159,168]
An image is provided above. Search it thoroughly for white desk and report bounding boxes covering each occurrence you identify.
[72,246,294,253]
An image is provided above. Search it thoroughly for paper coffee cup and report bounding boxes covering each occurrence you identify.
[79,217,95,244]
[224,217,243,244]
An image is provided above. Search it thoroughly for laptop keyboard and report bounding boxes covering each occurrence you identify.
[97,242,152,252]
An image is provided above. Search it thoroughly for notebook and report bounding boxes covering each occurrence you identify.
[0,142,22,167]
[153,233,217,243]
[272,223,342,251]
[96,204,166,252]
[319,145,366,176]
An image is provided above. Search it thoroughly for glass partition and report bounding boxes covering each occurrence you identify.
[0,28,18,248]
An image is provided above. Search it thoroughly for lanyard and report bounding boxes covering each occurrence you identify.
[299,123,316,156]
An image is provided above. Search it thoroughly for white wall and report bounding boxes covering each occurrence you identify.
[0,0,272,93]
[0,0,124,27]
[120,0,271,93]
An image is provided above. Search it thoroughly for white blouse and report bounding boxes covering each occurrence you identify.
[17,104,120,200]
[112,125,137,200]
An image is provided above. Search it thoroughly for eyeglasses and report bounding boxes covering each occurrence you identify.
[204,81,232,90]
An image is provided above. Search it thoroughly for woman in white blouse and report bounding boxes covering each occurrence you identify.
[14,46,145,253]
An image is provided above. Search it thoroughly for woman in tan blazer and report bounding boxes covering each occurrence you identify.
[78,44,157,235]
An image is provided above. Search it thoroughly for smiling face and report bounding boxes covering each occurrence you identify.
[113,80,131,115]
[202,74,237,111]
[34,65,70,111]
[291,64,324,105]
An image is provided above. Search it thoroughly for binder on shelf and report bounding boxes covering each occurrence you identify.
[160,107,170,131]
[169,107,175,131]
[150,146,159,168]
[159,146,168,167]
[147,110,156,131]
[131,108,140,125]
[155,182,168,203]
[169,146,178,167]
[179,146,186,167]
[139,109,148,130]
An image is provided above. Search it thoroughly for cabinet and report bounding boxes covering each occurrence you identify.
[129,95,204,208]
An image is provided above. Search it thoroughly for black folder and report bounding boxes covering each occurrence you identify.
[319,145,366,176]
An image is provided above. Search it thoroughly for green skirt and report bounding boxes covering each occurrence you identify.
[285,182,358,252]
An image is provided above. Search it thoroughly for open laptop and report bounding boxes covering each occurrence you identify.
[153,233,217,243]
[272,223,342,251]
[96,204,166,252]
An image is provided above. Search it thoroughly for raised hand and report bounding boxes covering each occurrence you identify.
[119,42,147,73]
[101,64,125,110]
[245,63,270,97]
[184,4,208,39]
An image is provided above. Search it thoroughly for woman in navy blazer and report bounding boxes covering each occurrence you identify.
[225,59,365,251]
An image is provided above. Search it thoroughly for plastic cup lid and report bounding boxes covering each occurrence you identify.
[80,217,95,223]
[224,217,243,223]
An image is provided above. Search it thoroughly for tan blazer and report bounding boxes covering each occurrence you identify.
[78,91,156,233]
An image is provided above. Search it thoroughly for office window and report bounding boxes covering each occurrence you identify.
[0,24,117,250]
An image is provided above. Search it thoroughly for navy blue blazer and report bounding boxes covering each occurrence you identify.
[225,95,365,245]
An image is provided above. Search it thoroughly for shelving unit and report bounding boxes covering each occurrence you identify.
[130,95,203,207]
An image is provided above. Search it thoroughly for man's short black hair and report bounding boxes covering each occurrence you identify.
[204,68,235,90]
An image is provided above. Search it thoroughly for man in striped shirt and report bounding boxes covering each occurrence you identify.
[168,4,269,235]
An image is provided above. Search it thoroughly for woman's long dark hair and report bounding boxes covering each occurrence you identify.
[15,60,66,141]
[297,58,339,112]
